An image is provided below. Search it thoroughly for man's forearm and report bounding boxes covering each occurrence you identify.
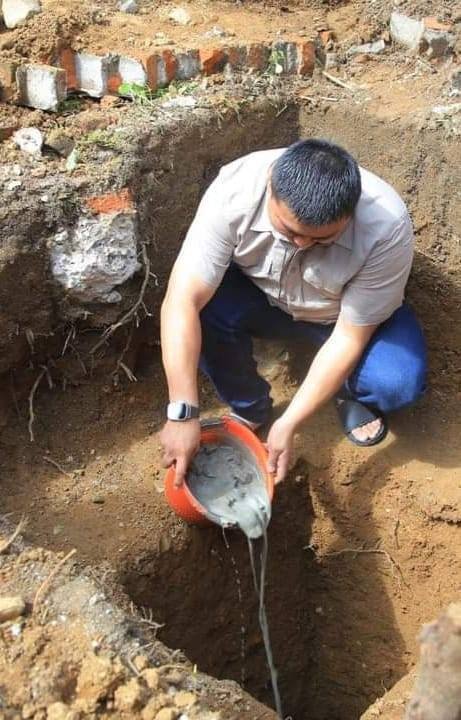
[281,328,371,429]
[160,299,201,403]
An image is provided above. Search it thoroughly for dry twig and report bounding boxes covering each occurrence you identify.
[328,544,407,588]
[28,367,47,442]
[322,71,357,91]
[0,516,27,554]
[33,548,77,614]
[112,324,137,383]
[90,242,151,355]
[43,455,73,479]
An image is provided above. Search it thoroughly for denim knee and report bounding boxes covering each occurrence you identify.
[373,360,427,413]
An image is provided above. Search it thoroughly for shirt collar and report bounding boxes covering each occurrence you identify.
[250,191,354,251]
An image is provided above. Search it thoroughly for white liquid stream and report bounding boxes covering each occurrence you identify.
[187,442,284,718]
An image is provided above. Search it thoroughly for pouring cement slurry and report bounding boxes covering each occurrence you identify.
[186,440,284,718]
[186,441,272,539]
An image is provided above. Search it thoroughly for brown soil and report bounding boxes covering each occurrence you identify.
[0,0,458,65]
[1,1,461,718]
[0,521,274,720]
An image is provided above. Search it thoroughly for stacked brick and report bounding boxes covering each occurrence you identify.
[0,40,316,112]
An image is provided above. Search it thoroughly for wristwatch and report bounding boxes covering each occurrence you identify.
[167,401,200,421]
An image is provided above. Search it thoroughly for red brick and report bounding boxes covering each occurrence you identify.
[225,45,246,70]
[0,60,18,101]
[85,189,134,215]
[423,16,453,32]
[162,49,177,83]
[57,47,77,91]
[246,43,270,71]
[297,41,316,75]
[150,50,177,88]
[199,48,227,75]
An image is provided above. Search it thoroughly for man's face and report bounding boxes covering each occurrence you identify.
[268,194,350,250]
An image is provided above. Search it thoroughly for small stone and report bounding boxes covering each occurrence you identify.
[91,495,105,504]
[141,667,160,690]
[168,6,191,25]
[347,38,386,56]
[45,130,75,158]
[204,26,232,38]
[119,0,138,13]
[173,691,197,709]
[13,127,43,155]
[2,0,41,29]
[114,679,146,711]
[155,709,178,720]
[324,52,339,69]
[0,596,25,622]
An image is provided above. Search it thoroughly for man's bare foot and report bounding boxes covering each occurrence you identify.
[335,397,387,447]
[350,418,383,443]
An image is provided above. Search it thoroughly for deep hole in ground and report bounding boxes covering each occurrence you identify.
[1,98,460,719]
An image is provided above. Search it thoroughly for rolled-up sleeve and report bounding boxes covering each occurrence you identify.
[339,213,414,326]
[176,175,235,288]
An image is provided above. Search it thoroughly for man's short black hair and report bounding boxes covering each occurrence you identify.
[271,139,362,226]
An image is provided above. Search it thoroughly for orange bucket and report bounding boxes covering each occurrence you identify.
[164,416,274,527]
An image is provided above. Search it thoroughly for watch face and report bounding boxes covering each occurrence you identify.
[176,403,188,420]
[168,402,189,421]
[167,402,198,421]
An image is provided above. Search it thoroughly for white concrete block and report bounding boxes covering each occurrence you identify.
[390,12,424,51]
[50,213,141,303]
[75,53,114,98]
[175,51,200,81]
[118,56,148,89]
[16,64,66,112]
[2,0,41,28]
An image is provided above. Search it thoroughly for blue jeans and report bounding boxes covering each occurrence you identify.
[200,265,427,425]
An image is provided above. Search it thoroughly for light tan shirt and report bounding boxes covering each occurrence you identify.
[178,148,414,326]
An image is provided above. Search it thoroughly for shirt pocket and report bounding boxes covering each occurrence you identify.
[302,264,345,300]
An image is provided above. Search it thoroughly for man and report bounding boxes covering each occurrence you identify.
[159,140,427,484]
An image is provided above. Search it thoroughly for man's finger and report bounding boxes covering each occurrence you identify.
[161,453,174,469]
[275,451,290,484]
[174,456,188,488]
[267,446,280,475]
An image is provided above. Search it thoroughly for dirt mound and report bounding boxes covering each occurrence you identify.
[0,519,275,719]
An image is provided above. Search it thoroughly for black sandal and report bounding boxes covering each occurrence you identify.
[335,397,388,447]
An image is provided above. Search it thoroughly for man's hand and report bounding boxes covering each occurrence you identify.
[266,417,296,484]
[159,419,201,487]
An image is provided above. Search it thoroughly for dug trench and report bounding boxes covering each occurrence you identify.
[1,98,460,719]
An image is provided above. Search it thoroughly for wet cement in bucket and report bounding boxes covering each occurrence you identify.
[186,441,284,718]
[186,441,271,538]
